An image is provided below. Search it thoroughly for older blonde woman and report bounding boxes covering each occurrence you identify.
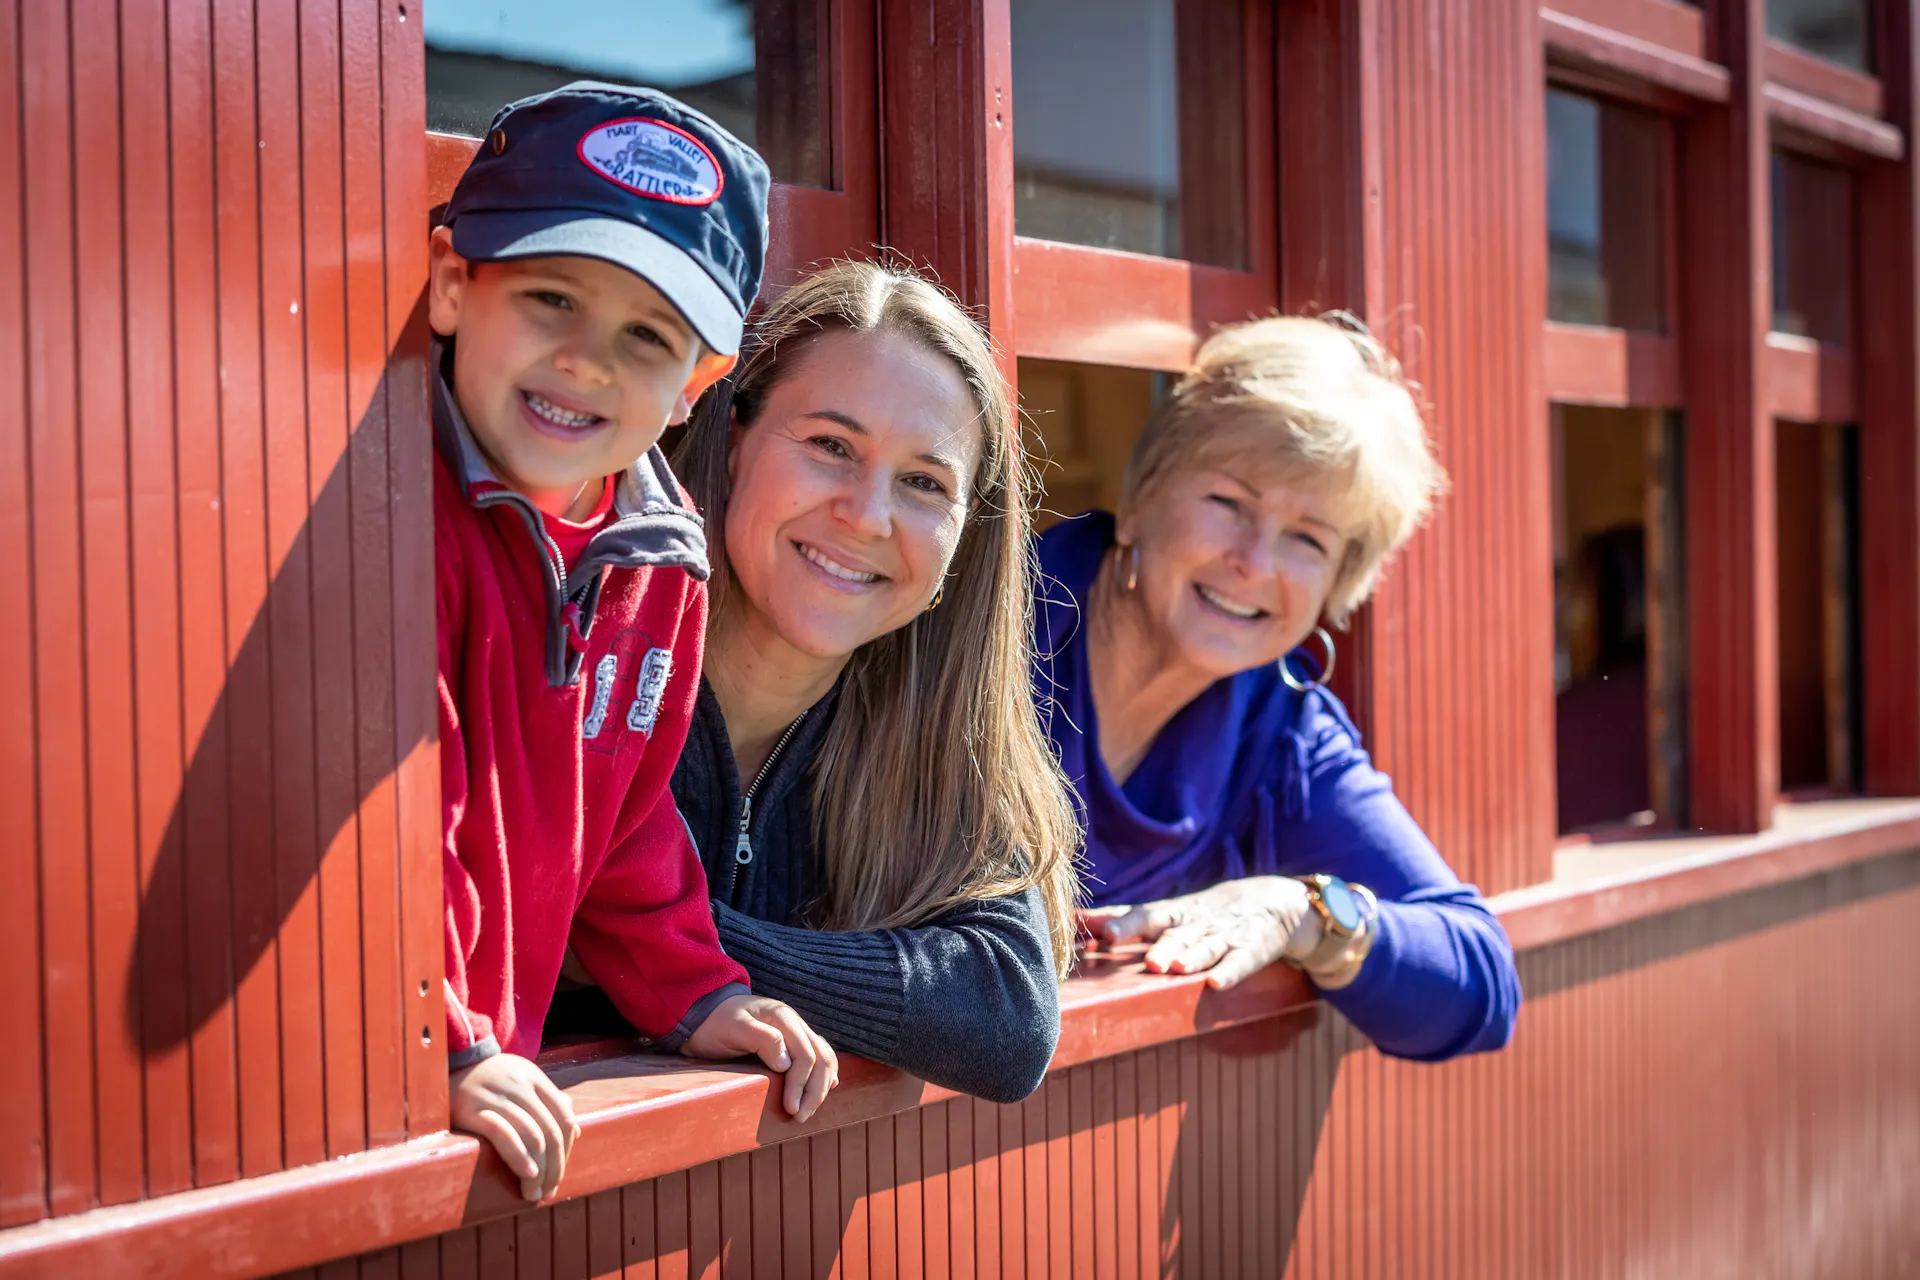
[1041,316,1520,1061]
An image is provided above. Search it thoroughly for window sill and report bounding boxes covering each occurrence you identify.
[6,796,1916,1279]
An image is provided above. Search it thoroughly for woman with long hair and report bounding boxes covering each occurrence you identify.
[554,262,1080,1101]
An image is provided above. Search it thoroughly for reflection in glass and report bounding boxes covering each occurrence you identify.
[1546,88,1666,332]
[424,0,827,188]
[1772,150,1853,343]
[1011,0,1246,267]
[1767,0,1870,72]
[1776,421,1862,792]
[1552,405,1688,833]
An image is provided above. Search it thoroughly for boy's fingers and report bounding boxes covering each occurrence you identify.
[470,1110,540,1183]
[740,1013,791,1073]
[531,1072,581,1152]
[521,1176,543,1204]
[761,1005,815,1113]
[519,1089,569,1195]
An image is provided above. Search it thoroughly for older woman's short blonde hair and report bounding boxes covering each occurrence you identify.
[1118,314,1446,626]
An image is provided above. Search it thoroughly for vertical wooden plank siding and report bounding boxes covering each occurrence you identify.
[1352,0,1557,893]
[0,0,434,1221]
[299,855,1920,1279]
[1680,0,1777,832]
[0,0,47,1230]
[1858,0,1920,797]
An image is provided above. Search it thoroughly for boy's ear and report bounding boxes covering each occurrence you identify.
[427,226,469,338]
[668,350,738,426]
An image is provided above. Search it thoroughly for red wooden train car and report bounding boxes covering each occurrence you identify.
[3,0,1919,1275]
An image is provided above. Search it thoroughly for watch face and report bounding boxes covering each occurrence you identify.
[1321,878,1364,933]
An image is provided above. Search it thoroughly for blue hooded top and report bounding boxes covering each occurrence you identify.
[1035,512,1521,1061]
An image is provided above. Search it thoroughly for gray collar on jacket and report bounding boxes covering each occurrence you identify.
[432,338,710,687]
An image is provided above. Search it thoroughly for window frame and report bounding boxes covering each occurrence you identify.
[1007,0,1277,372]
[422,0,880,287]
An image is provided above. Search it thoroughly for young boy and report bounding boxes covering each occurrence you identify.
[430,83,836,1202]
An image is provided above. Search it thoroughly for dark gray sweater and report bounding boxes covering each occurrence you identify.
[669,679,1060,1104]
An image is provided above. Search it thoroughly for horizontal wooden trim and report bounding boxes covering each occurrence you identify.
[1542,10,1730,105]
[1011,236,1277,371]
[1498,797,1920,950]
[1765,39,1883,119]
[9,797,1918,1278]
[1767,332,1856,422]
[1541,0,1705,60]
[1543,322,1683,407]
[426,131,476,209]
[1766,83,1905,160]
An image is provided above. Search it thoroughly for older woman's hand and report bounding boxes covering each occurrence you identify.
[1080,876,1318,990]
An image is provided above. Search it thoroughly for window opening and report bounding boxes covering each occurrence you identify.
[1767,0,1871,72]
[1018,358,1168,528]
[424,0,830,188]
[1553,405,1688,834]
[1776,420,1862,793]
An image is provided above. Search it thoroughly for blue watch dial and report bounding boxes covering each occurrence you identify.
[1320,877,1364,934]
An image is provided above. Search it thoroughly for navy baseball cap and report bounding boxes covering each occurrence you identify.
[443,81,770,357]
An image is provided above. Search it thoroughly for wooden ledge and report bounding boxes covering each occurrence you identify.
[6,799,1918,1279]
[1766,83,1904,160]
[1542,10,1730,105]
[1494,797,1920,951]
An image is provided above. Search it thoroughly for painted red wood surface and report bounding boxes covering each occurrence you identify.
[281,852,1920,1280]
[0,0,440,1224]
[1859,0,1920,799]
[1343,0,1558,897]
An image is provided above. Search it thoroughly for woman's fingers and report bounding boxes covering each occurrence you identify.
[1205,944,1271,990]
[1144,922,1220,973]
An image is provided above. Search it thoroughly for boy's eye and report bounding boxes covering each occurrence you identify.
[529,290,572,310]
[627,323,672,352]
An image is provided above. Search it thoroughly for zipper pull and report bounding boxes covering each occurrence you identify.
[734,793,753,865]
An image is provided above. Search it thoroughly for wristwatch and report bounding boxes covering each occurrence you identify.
[1302,873,1366,938]
[1296,874,1372,972]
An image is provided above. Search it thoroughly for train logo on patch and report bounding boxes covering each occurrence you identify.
[578,119,723,206]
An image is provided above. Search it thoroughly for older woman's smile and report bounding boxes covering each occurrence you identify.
[1193,582,1268,621]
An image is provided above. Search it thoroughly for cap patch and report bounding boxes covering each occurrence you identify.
[577,118,723,206]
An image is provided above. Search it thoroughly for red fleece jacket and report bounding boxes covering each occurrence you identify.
[434,360,746,1068]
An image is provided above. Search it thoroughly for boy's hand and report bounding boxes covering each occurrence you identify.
[682,994,839,1123]
[450,1053,581,1203]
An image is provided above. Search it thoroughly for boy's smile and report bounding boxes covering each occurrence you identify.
[427,228,734,519]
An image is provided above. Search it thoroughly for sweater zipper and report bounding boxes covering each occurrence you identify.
[735,713,806,866]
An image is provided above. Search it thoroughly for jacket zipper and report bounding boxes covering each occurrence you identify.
[735,713,807,867]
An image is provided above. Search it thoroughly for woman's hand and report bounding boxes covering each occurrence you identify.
[683,993,840,1123]
[1080,876,1317,990]
[450,1053,581,1203]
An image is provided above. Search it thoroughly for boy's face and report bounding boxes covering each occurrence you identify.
[427,226,734,516]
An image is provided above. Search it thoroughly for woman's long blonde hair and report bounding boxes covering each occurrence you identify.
[674,262,1081,975]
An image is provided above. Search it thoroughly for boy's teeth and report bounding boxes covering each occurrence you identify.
[1197,584,1261,618]
[801,543,878,584]
[525,392,600,428]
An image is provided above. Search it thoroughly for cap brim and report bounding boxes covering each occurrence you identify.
[451,211,744,356]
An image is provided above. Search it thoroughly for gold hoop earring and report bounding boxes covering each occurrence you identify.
[1279,626,1337,693]
[1124,543,1141,592]
[927,580,945,611]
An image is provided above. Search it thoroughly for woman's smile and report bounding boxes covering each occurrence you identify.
[1193,582,1268,622]
[795,539,885,588]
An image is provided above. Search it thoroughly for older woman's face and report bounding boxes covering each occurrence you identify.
[724,328,983,663]
[1117,465,1350,681]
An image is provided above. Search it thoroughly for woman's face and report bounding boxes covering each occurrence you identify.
[1116,463,1351,683]
[724,327,984,665]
